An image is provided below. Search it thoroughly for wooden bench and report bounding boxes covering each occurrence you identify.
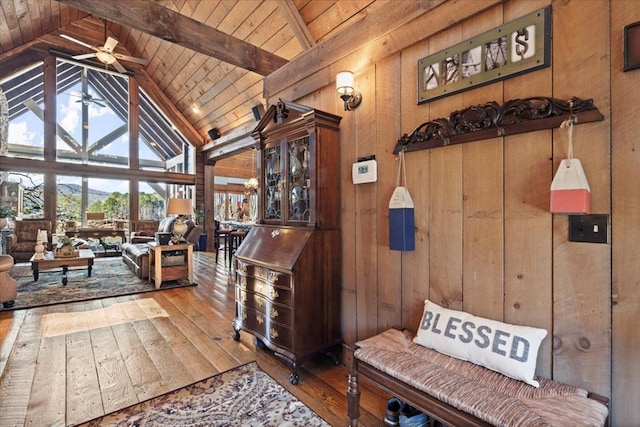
[345,329,609,427]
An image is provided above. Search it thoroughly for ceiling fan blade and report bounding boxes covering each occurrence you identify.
[60,34,96,50]
[72,53,97,60]
[94,101,107,108]
[112,59,127,74]
[103,36,119,52]
[114,53,148,65]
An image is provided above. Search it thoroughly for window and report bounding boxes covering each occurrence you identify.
[56,60,130,167]
[139,89,191,172]
[1,63,45,159]
[0,57,196,229]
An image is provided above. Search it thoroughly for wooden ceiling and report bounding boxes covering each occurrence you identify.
[0,0,381,150]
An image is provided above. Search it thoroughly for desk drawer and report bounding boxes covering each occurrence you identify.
[237,261,291,288]
[237,273,292,306]
[236,289,292,325]
[235,303,292,351]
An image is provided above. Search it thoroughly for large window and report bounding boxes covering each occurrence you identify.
[1,57,196,231]
[139,89,190,172]
[139,181,166,220]
[1,172,44,220]
[56,61,129,167]
[56,176,128,229]
[1,59,193,174]
[2,63,45,159]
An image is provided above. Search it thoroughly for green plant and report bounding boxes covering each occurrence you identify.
[58,235,75,249]
[194,206,204,225]
[0,206,16,217]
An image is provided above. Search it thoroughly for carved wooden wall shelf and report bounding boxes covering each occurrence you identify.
[394,97,604,154]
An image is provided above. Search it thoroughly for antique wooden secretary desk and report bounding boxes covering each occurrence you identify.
[232,99,342,384]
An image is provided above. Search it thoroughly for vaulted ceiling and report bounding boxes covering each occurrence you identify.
[0,0,381,152]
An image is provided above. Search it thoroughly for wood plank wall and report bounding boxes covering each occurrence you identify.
[611,2,640,427]
[268,1,639,424]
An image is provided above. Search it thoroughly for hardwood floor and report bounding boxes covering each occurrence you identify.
[0,252,388,426]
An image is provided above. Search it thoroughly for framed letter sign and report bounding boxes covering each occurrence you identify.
[624,21,640,71]
[418,6,551,104]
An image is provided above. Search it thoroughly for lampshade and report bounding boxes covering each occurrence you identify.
[166,198,193,216]
[336,71,355,96]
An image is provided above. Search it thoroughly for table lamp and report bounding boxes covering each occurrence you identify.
[166,198,193,241]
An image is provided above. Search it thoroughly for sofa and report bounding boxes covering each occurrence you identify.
[121,218,202,279]
[128,219,164,243]
[121,243,151,279]
[5,219,53,263]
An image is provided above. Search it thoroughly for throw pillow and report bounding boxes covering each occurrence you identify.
[413,300,547,387]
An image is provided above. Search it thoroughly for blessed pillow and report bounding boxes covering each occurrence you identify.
[414,300,547,387]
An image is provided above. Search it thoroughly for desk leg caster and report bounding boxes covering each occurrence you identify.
[289,372,299,385]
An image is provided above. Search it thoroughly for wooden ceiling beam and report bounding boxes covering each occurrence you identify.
[264,0,502,101]
[0,39,50,80]
[277,0,316,50]
[56,0,289,76]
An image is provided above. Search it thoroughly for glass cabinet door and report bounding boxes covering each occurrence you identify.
[263,145,282,220]
[287,136,310,222]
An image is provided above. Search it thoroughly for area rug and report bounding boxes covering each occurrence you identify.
[4,257,195,311]
[79,361,330,426]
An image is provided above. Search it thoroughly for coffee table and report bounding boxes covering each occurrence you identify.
[30,249,95,286]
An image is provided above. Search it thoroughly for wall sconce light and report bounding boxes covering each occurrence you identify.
[336,71,362,111]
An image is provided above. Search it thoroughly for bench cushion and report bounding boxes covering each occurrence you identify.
[355,329,608,427]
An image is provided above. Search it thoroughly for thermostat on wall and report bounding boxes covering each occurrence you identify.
[352,156,377,184]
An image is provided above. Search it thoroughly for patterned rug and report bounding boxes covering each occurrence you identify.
[4,257,195,311]
[79,361,330,426]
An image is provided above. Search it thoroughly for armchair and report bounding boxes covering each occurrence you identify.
[0,255,17,308]
[5,219,53,263]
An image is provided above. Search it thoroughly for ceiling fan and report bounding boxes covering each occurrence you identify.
[60,19,148,73]
[67,92,108,107]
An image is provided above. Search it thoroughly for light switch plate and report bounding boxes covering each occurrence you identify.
[568,214,609,244]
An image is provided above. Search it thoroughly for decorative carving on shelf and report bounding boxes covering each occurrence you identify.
[395,96,604,154]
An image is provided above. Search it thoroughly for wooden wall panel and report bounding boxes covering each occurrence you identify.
[353,66,379,340]
[399,42,431,332]
[375,55,403,332]
[462,137,504,318]
[428,145,463,309]
[502,0,553,379]
[424,24,464,310]
[459,7,505,318]
[401,149,430,330]
[334,84,358,346]
[265,0,639,422]
[611,2,640,426]
[551,0,611,397]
